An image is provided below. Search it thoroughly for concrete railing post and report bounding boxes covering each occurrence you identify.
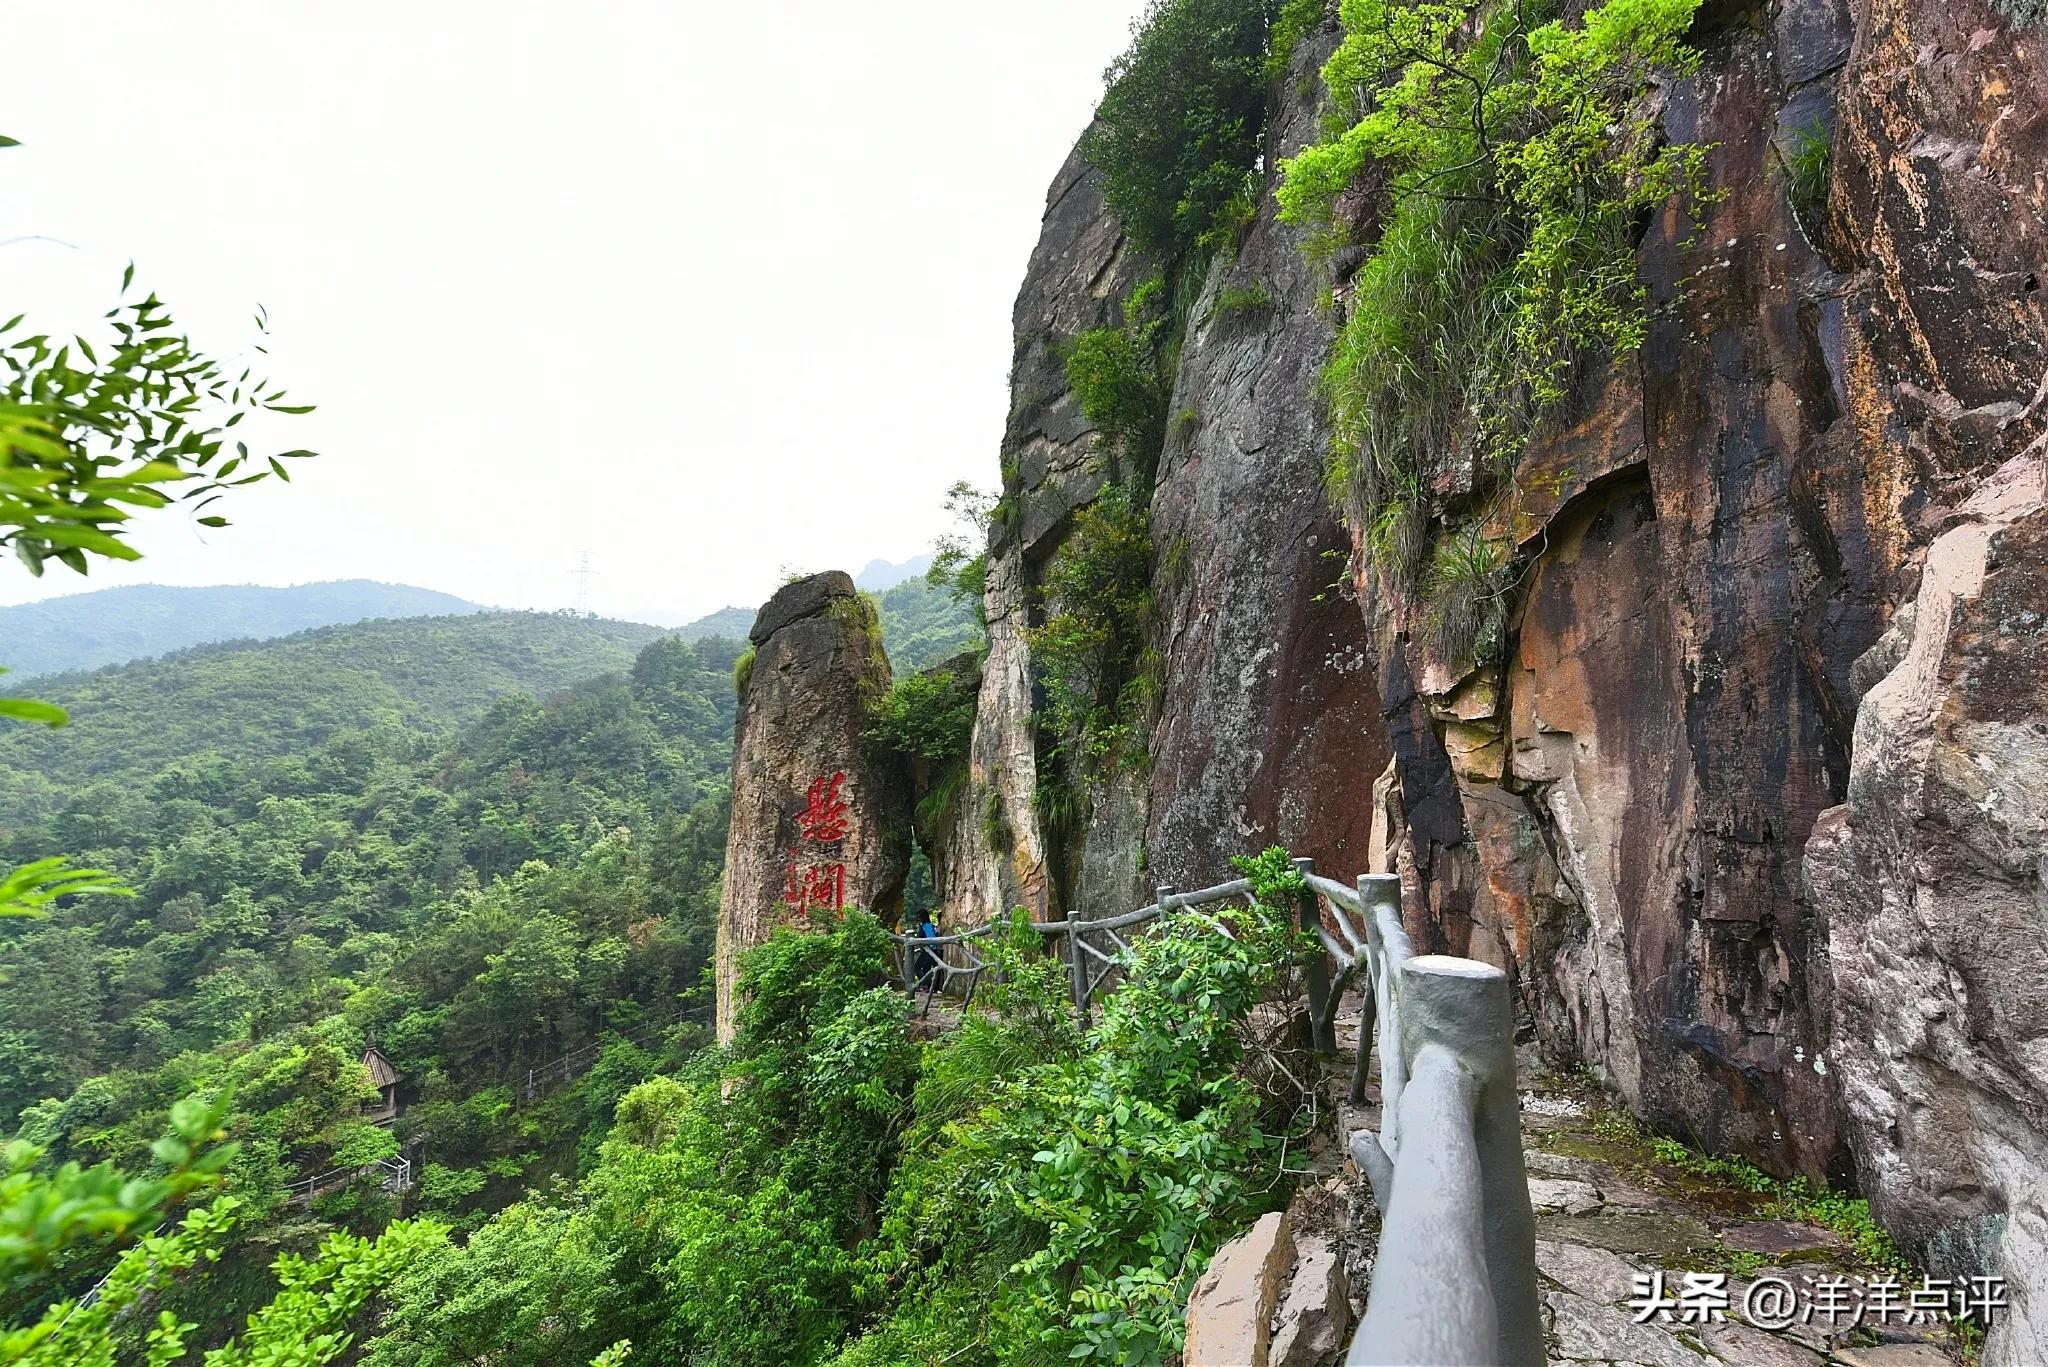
[1359,874,1408,1153]
[1294,859,1336,1053]
[1068,917,1091,1028]
[1349,955,1540,1367]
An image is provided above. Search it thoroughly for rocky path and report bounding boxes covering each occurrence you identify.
[1321,1038,1976,1367]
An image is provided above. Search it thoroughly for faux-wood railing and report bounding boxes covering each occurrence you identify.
[887,857,1542,1367]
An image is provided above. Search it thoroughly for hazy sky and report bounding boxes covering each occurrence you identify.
[0,1,1149,624]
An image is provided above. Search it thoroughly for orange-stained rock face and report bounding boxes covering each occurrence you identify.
[1339,0,2048,1194]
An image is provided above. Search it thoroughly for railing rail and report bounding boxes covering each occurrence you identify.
[886,855,1540,1366]
[282,1153,413,1206]
[522,1010,685,1102]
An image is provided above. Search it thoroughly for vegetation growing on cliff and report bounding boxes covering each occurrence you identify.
[1026,485,1157,774]
[866,667,977,767]
[1062,273,1182,490]
[1268,0,1332,80]
[1782,117,1833,236]
[1277,0,1710,656]
[362,862,1312,1367]
[1085,0,1280,258]
[1042,0,1310,790]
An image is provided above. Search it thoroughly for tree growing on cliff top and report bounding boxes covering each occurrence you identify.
[1085,0,1280,257]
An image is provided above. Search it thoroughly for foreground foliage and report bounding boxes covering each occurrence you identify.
[367,865,1311,1367]
[0,621,741,1346]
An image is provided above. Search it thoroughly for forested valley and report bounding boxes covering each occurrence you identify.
[0,576,977,1361]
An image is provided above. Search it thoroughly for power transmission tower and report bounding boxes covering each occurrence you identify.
[571,552,597,617]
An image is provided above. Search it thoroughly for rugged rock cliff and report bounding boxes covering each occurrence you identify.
[932,0,2046,1357]
[714,573,908,1038]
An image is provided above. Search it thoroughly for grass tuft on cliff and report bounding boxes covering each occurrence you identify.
[1278,0,1711,635]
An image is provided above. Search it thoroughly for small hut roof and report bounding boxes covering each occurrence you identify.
[362,1045,401,1089]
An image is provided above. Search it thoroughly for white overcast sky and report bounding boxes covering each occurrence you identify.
[0,1,1149,625]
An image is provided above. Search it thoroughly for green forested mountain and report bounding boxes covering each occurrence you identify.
[0,614,740,1340]
[0,581,485,680]
[675,605,754,641]
[0,573,986,1352]
[875,575,982,674]
[0,611,664,827]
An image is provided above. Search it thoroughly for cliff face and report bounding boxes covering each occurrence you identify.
[940,0,2047,1355]
[714,573,908,1039]
[941,141,1152,926]
[1140,35,1393,903]
[952,33,1397,930]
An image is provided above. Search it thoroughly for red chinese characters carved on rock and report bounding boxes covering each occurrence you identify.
[796,773,851,843]
[783,856,846,916]
[783,771,851,915]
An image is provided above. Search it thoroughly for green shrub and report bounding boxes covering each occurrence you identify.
[1085,0,1277,256]
[731,642,757,696]
[981,787,1010,852]
[1198,169,1266,256]
[1209,282,1273,321]
[1064,326,1168,475]
[1365,478,1427,593]
[1783,118,1832,230]
[854,877,1309,1363]
[927,481,997,631]
[369,863,1322,1367]
[913,764,968,845]
[1027,485,1154,772]
[1267,0,1330,80]
[865,667,977,765]
[1420,525,1509,663]
[1062,272,1189,491]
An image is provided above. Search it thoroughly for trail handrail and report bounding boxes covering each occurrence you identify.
[522,1010,685,1102]
[886,855,1540,1366]
[282,1154,413,1206]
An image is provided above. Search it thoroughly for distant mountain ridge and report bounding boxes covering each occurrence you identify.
[0,610,665,826]
[0,580,485,679]
[675,606,754,641]
[854,553,936,591]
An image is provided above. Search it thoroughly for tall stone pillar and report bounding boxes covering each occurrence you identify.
[714,572,909,1041]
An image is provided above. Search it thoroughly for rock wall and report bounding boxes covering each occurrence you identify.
[1806,446,2048,1360]
[713,572,908,1040]
[1336,0,2047,1182]
[1139,23,1392,901]
[955,23,1393,931]
[943,0,2046,1353]
[944,137,1151,926]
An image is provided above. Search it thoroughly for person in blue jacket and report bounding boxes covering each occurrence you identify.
[914,910,944,991]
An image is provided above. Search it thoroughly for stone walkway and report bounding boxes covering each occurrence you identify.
[1327,1036,1972,1367]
